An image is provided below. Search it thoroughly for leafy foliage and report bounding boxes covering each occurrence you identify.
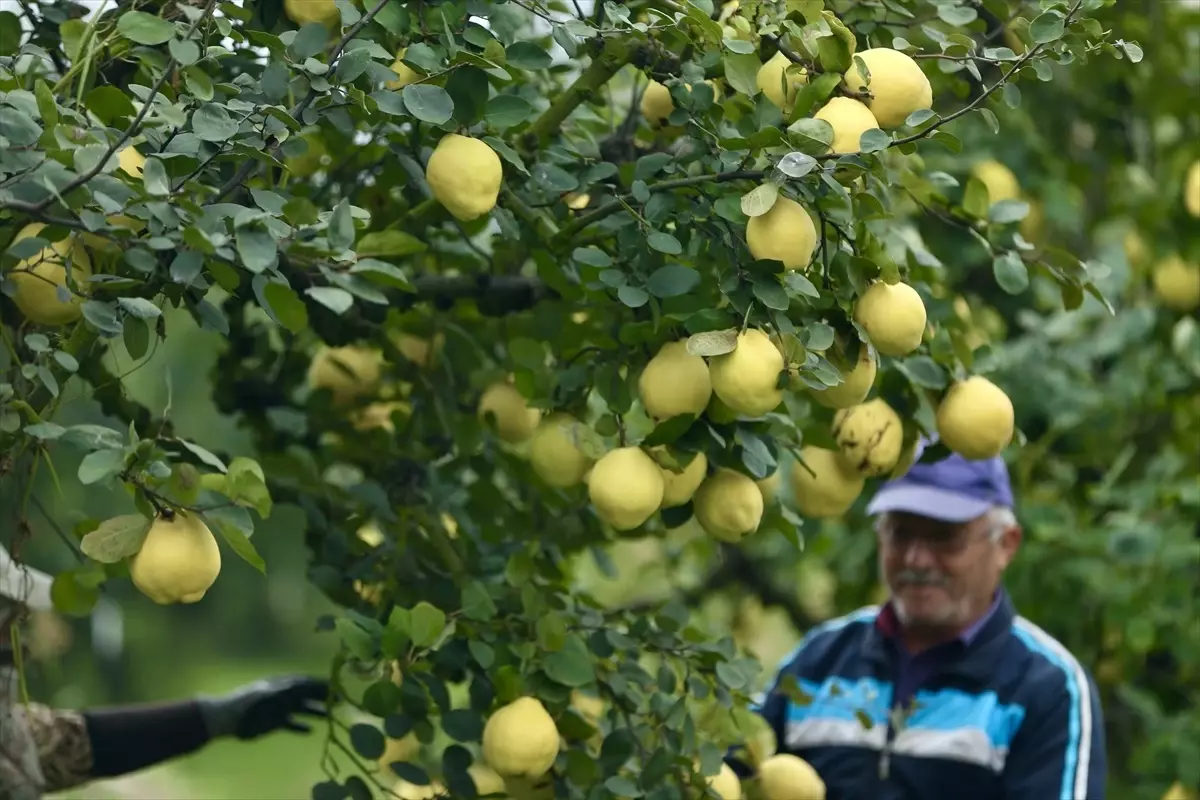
[1,0,1197,798]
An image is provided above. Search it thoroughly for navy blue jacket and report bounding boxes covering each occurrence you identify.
[731,591,1106,800]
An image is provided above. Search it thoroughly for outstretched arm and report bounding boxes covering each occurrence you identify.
[24,675,329,792]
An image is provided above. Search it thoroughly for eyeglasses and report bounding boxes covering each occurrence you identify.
[875,522,990,556]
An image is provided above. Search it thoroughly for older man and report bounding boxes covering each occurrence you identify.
[738,449,1106,800]
[1,545,328,799]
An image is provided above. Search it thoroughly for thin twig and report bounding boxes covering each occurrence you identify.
[892,0,1084,148]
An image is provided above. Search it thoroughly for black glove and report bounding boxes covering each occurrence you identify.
[198,675,330,740]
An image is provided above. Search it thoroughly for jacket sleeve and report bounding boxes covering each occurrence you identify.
[18,702,95,792]
[1003,669,1106,800]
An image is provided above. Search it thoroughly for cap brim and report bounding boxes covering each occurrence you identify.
[0,550,55,612]
[866,484,993,524]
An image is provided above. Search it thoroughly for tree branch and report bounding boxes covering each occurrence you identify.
[208,0,394,204]
[523,36,637,149]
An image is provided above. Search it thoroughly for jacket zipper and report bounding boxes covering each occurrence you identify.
[879,705,901,780]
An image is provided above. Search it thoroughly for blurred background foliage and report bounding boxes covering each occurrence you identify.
[0,0,1196,797]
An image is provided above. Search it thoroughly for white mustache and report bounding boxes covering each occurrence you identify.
[894,570,948,587]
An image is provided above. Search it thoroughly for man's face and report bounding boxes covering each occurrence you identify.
[876,511,1019,634]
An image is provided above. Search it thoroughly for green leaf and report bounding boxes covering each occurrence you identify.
[937,4,977,26]
[752,277,790,310]
[117,297,163,319]
[989,199,1030,224]
[78,448,126,485]
[687,329,738,357]
[543,635,595,688]
[776,152,818,179]
[0,108,41,147]
[441,709,484,743]
[371,89,408,116]
[349,724,386,759]
[329,198,355,251]
[468,639,494,669]
[141,157,170,195]
[787,118,835,154]
[1118,40,1143,64]
[646,231,682,255]
[205,509,266,573]
[723,52,761,96]
[24,422,66,440]
[236,227,277,273]
[358,229,426,257]
[374,0,407,33]
[859,128,891,153]
[261,282,310,333]
[482,136,529,176]
[573,247,612,268]
[617,285,649,308]
[225,456,273,518]
[289,23,328,60]
[350,260,414,290]
[804,322,836,351]
[84,86,136,126]
[183,66,215,102]
[905,108,937,127]
[0,11,21,57]
[445,65,489,125]
[81,300,123,336]
[897,356,948,389]
[409,601,447,648]
[646,264,700,298]
[335,617,376,661]
[485,94,534,130]
[741,182,779,217]
[1029,12,1065,44]
[784,271,821,299]
[79,514,151,563]
[168,37,201,65]
[306,286,354,314]
[461,581,496,620]
[506,41,552,70]
[124,318,150,360]
[193,103,239,142]
[993,251,1029,294]
[402,85,454,124]
[531,163,578,192]
[117,11,175,45]
[51,571,101,617]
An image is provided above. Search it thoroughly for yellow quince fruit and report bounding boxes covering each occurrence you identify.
[708,329,785,417]
[936,376,1014,460]
[129,511,222,605]
[425,134,503,221]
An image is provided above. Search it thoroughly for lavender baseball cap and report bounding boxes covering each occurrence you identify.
[866,438,1014,523]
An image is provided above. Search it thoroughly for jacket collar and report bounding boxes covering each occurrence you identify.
[861,588,1016,684]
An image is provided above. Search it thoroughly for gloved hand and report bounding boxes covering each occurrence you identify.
[197,675,330,741]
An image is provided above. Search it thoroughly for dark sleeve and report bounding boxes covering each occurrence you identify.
[1003,668,1106,800]
[82,700,212,777]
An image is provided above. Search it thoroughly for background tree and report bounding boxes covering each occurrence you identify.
[1,0,1197,798]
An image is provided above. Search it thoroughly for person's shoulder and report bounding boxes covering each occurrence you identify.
[1006,615,1097,698]
[776,604,881,672]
